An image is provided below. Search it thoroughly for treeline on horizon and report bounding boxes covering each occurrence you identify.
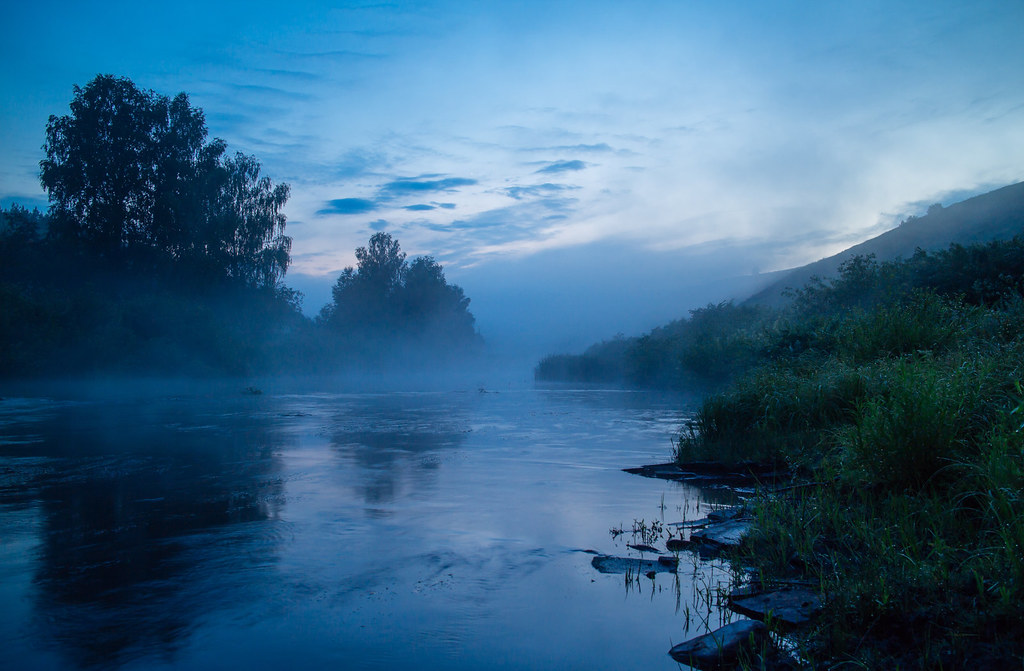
[536,233,1024,391]
[0,75,481,379]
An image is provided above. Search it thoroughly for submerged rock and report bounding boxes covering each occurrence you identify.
[665,538,690,552]
[668,620,769,670]
[590,554,677,575]
[707,506,747,523]
[728,585,822,629]
[690,519,752,548]
[624,461,788,488]
[626,543,660,553]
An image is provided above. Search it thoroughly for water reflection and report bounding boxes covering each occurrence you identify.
[0,397,287,667]
[0,388,741,671]
[326,393,472,509]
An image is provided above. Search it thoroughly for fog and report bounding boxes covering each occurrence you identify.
[288,238,782,373]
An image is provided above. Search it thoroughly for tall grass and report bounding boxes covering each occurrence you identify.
[679,244,1024,666]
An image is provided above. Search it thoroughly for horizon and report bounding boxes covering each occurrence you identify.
[4,1,1024,358]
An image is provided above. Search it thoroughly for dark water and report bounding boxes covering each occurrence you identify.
[0,384,740,670]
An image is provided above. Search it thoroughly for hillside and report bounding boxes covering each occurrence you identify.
[535,180,1024,389]
[745,180,1024,306]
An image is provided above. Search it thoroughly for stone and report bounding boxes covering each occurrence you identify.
[707,506,746,523]
[590,554,676,575]
[665,538,690,551]
[624,461,789,488]
[727,585,822,629]
[627,543,660,553]
[668,620,769,670]
[690,519,752,548]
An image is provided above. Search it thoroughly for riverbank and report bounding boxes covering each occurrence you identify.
[668,248,1024,667]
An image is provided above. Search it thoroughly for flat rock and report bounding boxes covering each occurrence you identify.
[672,506,746,529]
[668,620,769,670]
[727,585,822,628]
[707,506,747,522]
[690,519,752,548]
[590,554,677,575]
[665,538,690,551]
[624,462,788,487]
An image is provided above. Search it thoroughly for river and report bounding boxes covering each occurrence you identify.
[0,382,740,670]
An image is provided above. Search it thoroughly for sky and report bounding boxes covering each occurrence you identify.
[3,0,1024,359]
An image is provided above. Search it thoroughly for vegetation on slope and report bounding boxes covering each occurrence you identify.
[535,300,773,388]
[536,182,1024,390]
[678,243,1024,667]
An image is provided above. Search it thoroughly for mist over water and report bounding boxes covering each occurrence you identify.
[0,383,738,670]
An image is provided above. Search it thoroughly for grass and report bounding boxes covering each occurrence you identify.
[677,244,1024,667]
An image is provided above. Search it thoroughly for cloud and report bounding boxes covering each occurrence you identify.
[530,143,615,153]
[220,82,315,101]
[443,197,577,238]
[333,147,389,179]
[317,198,378,215]
[253,68,322,82]
[0,194,48,210]
[276,49,386,63]
[380,177,477,194]
[503,183,579,200]
[437,202,457,209]
[558,143,613,153]
[369,219,389,231]
[405,203,436,211]
[535,160,587,174]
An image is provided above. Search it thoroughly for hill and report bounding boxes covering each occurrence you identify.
[535,180,1024,389]
[745,181,1024,306]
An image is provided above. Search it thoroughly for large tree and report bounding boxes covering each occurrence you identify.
[40,74,290,287]
[319,232,478,350]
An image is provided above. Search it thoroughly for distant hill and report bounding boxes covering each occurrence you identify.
[745,181,1024,306]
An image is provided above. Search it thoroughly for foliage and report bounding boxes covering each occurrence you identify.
[2,76,485,379]
[675,237,1024,666]
[535,300,772,388]
[40,74,291,288]
[318,232,480,363]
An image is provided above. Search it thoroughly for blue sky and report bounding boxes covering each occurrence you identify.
[4,1,1024,356]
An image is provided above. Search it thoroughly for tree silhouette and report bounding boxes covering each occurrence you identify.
[40,74,290,287]
[319,233,479,355]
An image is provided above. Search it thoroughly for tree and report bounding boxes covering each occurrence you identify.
[403,256,476,340]
[0,204,47,242]
[355,231,407,299]
[39,74,291,287]
[320,232,407,330]
[319,233,479,352]
[206,152,291,288]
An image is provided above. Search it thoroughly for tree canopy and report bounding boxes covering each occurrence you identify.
[319,232,479,353]
[40,74,290,287]
[1,75,485,378]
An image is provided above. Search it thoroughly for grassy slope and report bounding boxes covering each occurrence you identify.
[681,246,1024,668]
[536,182,1024,391]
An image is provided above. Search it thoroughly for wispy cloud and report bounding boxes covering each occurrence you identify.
[333,147,390,179]
[503,183,579,200]
[535,160,587,174]
[529,143,615,153]
[381,176,478,194]
[317,198,379,215]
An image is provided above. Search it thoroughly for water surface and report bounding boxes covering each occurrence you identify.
[0,384,739,670]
